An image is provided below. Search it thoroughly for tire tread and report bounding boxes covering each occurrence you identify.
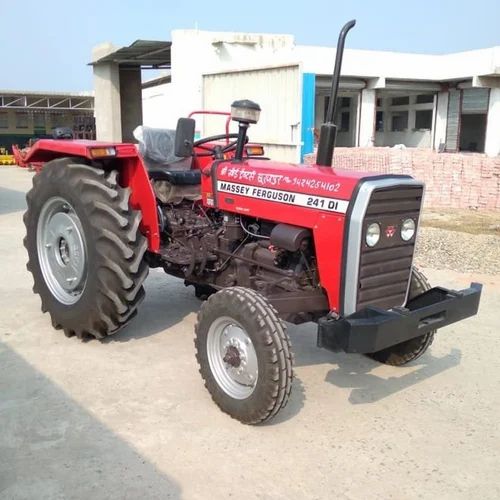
[194,286,293,424]
[24,158,148,339]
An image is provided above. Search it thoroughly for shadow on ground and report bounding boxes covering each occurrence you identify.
[0,187,26,216]
[105,275,461,414]
[105,271,200,343]
[324,348,461,404]
[104,272,307,424]
[289,322,462,405]
[265,376,306,426]
[0,340,181,500]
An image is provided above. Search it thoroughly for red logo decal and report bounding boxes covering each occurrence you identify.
[385,225,396,238]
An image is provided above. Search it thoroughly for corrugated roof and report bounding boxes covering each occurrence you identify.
[0,90,93,97]
[91,40,171,68]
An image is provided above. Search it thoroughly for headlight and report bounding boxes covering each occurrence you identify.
[231,99,261,124]
[366,222,381,247]
[401,218,416,241]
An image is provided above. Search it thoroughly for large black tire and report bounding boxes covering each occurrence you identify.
[195,287,293,424]
[367,267,435,366]
[24,159,149,339]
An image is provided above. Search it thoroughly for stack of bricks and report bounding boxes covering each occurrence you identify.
[303,148,500,210]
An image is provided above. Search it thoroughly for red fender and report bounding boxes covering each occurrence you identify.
[22,139,160,252]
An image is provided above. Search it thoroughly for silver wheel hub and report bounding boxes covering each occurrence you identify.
[36,197,87,305]
[207,317,258,399]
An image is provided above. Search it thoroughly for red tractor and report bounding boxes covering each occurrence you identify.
[23,21,481,424]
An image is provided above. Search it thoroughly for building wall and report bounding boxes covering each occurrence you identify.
[0,109,73,135]
[485,88,500,157]
[140,29,500,157]
[374,94,434,148]
[142,83,175,128]
[304,148,500,210]
[155,29,296,131]
[314,93,358,147]
[375,130,431,148]
[433,91,449,150]
[0,109,89,150]
[297,45,500,82]
[119,68,143,142]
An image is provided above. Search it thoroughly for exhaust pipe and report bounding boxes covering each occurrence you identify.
[316,19,356,167]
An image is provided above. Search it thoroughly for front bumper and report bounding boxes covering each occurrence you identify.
[317,283,482,353]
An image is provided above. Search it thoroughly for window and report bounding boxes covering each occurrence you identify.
[376,111,384,132]
[376,98,383,107]
[416,94,434,104]
[33,113,46,129]
[324,96,351,121]
[0,112,8,129]
[339,97,350,108]
[391,96,410,106]
[415,109,433,130]
[340,111,350,132]
[391,111,408,131]
[15,112,29,129]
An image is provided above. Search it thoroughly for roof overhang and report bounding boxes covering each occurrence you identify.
[315,75,443,93]
[90,40,171,69]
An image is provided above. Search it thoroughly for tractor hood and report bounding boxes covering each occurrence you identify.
[204,158,395,223]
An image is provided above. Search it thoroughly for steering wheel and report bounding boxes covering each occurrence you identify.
[193,133,242,158]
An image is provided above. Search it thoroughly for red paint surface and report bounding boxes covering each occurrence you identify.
[22,139,160,251]
[119,156,160,252]
[23,141,399,312]
[205,159,367,311]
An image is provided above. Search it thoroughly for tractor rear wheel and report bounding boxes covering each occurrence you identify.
[24,158,149,339]
[366,267,435,366]
[194,287,293,424]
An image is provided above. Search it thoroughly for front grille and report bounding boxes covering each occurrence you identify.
[356,186,423,311]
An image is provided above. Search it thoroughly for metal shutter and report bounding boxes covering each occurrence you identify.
[202,65,301,163]
[462,88,489,113]
[445,90,461,152]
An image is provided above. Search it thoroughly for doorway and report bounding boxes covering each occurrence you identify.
[459,114,487,152]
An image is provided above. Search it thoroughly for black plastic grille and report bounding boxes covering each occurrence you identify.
[357,186,423,311]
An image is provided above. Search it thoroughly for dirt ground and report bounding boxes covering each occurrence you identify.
[1,166,499,500]
[421,209,500,236]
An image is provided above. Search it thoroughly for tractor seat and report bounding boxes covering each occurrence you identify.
[133,125,194,175]
[146,166,201,185]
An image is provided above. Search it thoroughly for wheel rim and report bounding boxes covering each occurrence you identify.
[36,196,88,305]
[207,316,259,399]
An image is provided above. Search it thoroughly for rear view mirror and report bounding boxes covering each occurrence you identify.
[174,118,195,157]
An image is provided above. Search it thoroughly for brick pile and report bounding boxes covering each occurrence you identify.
[304,148,500,210]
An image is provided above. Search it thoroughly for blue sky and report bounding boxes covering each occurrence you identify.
[1,0,499,92]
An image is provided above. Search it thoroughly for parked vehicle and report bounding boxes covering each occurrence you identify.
[23,21,481,424]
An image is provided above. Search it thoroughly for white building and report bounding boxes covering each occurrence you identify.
[92,30,500,161]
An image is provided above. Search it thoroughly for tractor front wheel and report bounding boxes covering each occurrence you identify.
[194,287,293,424]
[24,159,149,339]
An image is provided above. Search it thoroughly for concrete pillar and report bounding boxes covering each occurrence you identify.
[357,89,376,147]
[92,43,122,142]
[485,88,500,157]
[433,90,449,150]
[119,68,143,143]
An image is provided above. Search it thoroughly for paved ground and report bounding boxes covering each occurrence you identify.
[0,166,499,500]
